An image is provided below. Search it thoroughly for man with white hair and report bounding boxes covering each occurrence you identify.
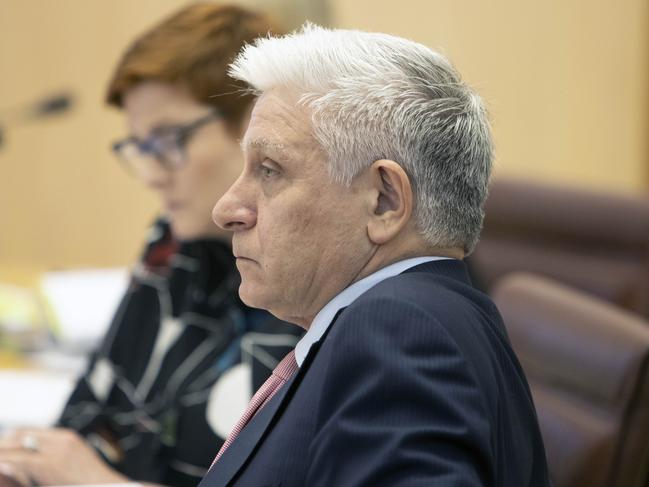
[201,25,550,487]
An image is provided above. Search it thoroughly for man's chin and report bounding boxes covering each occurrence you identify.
[239,285,296,322]
[238,284,267,310]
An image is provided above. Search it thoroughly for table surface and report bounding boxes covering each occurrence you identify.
[0,350,85,429]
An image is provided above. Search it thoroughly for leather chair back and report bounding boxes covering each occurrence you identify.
[473,178,649,317]
[493,273,649,487]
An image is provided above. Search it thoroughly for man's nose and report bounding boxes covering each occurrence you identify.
[212,180,256,232]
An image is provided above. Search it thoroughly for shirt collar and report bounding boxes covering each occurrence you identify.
[294,256,452,366]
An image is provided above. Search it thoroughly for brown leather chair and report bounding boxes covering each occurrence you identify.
[472,178,649,317]
[493,273,649,487]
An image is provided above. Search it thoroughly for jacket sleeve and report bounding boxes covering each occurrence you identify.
[305,296,494,487]
[57,286,136,432]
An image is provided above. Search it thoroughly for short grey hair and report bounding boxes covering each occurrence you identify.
[229,24,493,254]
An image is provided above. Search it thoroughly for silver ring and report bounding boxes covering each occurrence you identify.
[21,435,39,452]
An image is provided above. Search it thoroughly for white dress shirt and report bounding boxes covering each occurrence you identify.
[294,256,453,366]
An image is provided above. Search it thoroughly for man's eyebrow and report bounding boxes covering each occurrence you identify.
[241,138,291,159]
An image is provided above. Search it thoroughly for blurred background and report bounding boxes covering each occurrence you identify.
[1,0,647,280]
[1,1,649,485]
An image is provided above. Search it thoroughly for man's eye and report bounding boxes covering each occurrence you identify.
[260,164,279,178]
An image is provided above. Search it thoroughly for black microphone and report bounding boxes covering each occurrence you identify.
[33,93,73,117]
[0,91,75,150]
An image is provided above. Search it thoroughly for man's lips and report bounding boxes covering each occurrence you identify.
[234,254,255,262]
[235,256,258,270]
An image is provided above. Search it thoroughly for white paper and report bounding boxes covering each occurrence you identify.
[40,268,129,352]
[0,369,76,428]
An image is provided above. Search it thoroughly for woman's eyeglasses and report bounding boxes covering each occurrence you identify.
[111,110,222,174]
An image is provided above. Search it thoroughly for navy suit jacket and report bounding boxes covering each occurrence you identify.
[199,260,550,486]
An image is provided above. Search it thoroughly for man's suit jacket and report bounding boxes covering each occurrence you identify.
[199,260,550,486]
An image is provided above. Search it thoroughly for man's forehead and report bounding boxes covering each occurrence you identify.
[242,91,316,157]
[241,137,290,158]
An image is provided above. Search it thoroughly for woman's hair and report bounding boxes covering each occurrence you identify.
[106,3,278,132]
[230,24,493,254]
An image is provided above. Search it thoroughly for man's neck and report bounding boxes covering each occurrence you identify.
[353,235,464,285]
[290,245,462,329]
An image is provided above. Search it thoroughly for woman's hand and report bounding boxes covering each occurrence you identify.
[0,428,129,486]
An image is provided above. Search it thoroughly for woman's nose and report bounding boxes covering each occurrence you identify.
[137,157,172,190]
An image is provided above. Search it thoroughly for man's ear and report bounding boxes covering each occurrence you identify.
[366,159,413,245]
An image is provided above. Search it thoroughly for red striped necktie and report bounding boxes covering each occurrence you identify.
[211,349,299,466]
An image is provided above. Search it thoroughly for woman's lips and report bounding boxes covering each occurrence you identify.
[164,201,184,212]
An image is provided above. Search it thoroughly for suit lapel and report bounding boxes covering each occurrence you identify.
[198,365,302,487]
[198,310,342,487]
